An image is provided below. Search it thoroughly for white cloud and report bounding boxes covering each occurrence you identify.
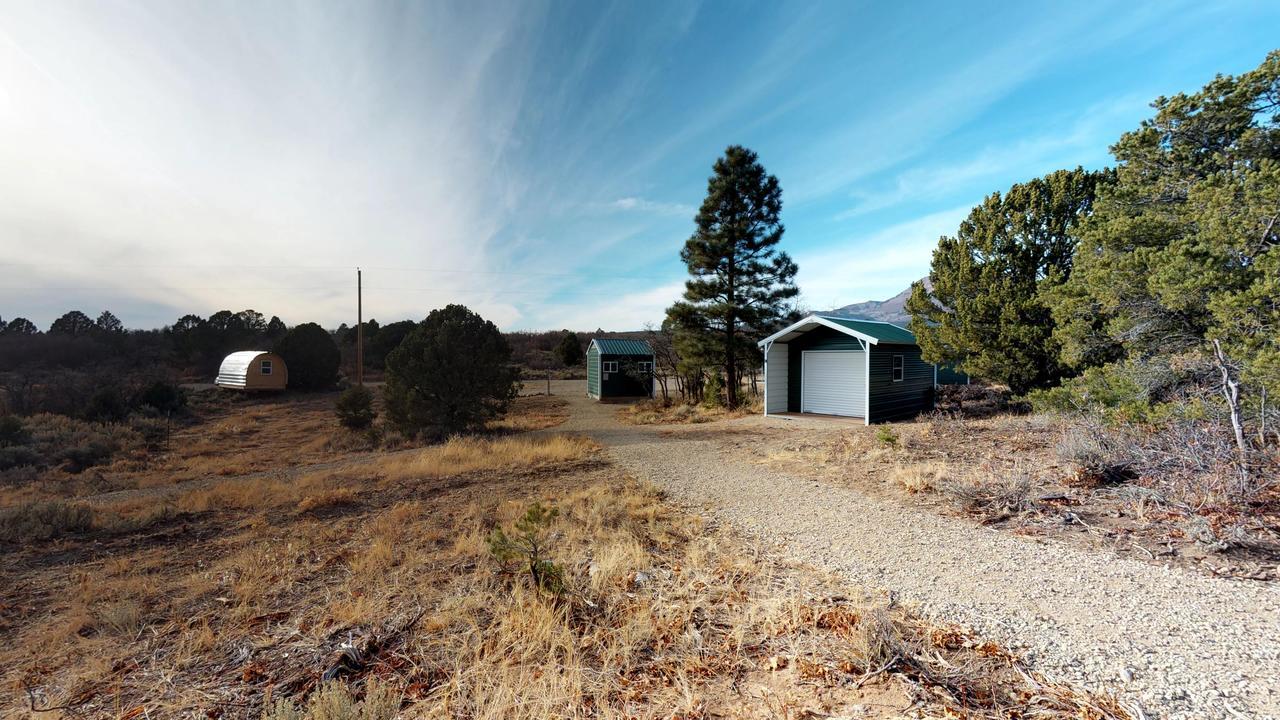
[536,282,685,331]
[607,197,695,217]
[833,97,1149,220]
[794,206,972,312]
[0,2,548,329]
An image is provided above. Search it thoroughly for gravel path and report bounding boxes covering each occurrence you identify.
[556,387,1280,720]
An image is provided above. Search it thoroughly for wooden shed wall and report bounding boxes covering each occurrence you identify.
[243,352,288,390]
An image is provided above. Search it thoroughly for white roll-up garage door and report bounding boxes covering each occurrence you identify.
[801,350,865,417]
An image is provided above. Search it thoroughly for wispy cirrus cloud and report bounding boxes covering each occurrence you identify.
[833,96,1151,220]
[607,197,695,217]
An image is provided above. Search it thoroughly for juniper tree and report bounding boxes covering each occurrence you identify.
[274,322,340,390]
[905,168,1107,394]
[1047,51,1280,402]
[383,304,519,437]
[666,145,798,409]
[555,331,584,368]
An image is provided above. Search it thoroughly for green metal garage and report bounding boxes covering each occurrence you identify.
[757,315,938,424]
[586,338,655,400]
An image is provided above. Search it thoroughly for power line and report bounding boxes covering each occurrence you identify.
[0,279,680,293]
[0,261,675,282]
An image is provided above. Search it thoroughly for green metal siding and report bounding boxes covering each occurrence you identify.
[787,326,865,412]
[936,364,970,385]
[598,353,653,398]
[867,343,935,422]
[586,344,601,398]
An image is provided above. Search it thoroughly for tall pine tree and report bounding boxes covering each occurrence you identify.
[666,146,798,408]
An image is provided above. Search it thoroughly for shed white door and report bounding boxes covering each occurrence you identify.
[801,350,865,417]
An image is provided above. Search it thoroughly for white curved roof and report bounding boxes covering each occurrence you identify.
[216,350,274,388]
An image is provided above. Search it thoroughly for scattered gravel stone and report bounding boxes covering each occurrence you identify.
[557,391,1280,720]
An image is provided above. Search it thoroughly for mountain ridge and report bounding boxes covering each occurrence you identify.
[821,277,929,327]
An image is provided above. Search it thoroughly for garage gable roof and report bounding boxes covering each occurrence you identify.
[590,338,653,355]
[757,314,917,347]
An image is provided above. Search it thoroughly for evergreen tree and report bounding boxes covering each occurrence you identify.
[4,317,38,336]
[265,315,288,341]
[95,310,124,334]
[274,322,340,390]
[383,305,519,437]
[666,145,798,408]
[906,168,1107,394]
[555,331,584,367]
[49,310,95,336]
[1047,51,1280,398]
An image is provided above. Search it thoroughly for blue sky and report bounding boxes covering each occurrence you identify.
[1,1,1278,331]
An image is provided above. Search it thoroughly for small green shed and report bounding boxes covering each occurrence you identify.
[586,338,655,400]
[757,315,940,423]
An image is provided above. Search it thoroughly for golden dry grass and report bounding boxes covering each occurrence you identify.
[890,460,950,494]
[619,395,763,426]
[377,434,596,482]
[1,396,1130,720]
[487,394,571,432]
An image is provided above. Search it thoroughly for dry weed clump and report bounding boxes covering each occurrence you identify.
[263,679,401,720]
[0,499,94,541]
[941,472,1034,522]
[890,461,949,494]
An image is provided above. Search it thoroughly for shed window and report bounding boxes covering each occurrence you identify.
[637,361,652,373]
[260,359,273,375]
[891,355,903,382]
[603,361,618,373]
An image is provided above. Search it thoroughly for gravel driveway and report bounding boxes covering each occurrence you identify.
[553,383,1280,720]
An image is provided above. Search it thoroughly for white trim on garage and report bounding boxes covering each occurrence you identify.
[764,340,788,414]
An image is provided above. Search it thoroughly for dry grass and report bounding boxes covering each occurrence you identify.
[2,395,1131,720]
[377,434,596,482]
[889,461,950,494]
[1,472,1130,719]
[487,394,570,432]
[619,395,763,425]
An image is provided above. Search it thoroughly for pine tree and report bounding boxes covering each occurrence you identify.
[906,168,1107,394]
[555,331,584,367]
[666,145,798,409]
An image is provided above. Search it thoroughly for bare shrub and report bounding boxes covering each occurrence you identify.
[940,473,1033,521]
[1055,421,1135,487]
[0,500,94,542]
[848,605,915,670]
[935,384,1016,418]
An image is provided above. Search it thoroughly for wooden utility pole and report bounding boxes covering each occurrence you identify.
[356,267,364,387]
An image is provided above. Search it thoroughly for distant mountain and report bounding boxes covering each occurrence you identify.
[823,278,929,327]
